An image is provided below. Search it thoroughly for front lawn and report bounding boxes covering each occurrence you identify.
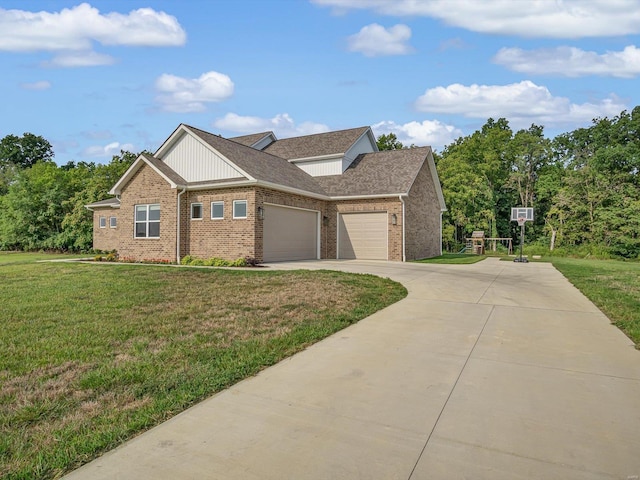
[0,260,406,479]
[550,257,640,347]
[0,251,87,266]
[414,253,486,264]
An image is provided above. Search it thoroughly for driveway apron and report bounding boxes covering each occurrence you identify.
[63,258,640,480]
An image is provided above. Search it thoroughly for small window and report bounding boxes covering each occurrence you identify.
[109,216,117,228]
[233,200,247,219]
[211,201,224,220]
[191,203,203,220]
[99,216,106,228]
[135,204,160,238]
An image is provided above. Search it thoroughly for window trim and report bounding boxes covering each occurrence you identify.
[109,216,117,228]
[211,201,224,220]
[134,204,160,239]
[191,202,203,220]
[99,216,106,228]
[232,200,247,219]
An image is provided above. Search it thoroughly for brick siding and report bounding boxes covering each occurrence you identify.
[92,207,120,252]
[404,159,442,260]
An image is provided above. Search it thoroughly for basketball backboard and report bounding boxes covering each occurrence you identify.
[511,207,534,222]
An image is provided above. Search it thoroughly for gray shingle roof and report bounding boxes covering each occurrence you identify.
[229,132,274,148]
[141,153,188,185]
[185,125,327,196]
[314,147,431,197]
[86,197,120,208]
[263,127,370,160]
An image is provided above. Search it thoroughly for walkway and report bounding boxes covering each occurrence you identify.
[64,258,640,479]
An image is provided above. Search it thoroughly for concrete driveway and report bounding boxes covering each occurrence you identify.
[64,258,640,480]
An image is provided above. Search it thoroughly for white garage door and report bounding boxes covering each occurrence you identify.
[338,212,388,260]
[263,205,318,262]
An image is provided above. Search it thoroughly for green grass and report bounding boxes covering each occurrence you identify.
[0,259,407,479]
[549,257,640,347]
[414,253,486,264]
[0,252,87,266]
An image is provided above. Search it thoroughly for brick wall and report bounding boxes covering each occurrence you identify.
[92,207,120,252]
[180,187,257,261]
[116,164,178,262]
[404,158,442,260]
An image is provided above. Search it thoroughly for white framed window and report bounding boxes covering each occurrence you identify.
[99,216,106,228]
[191,203,203,220]
[211,201,224,220]
[109,216,117,228]
[135,204,160,238]
[233,200,247,219]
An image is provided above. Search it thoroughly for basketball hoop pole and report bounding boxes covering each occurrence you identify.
[515,220,528,263]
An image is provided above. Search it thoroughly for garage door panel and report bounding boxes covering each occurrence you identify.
[338,212,387,260]
[264,205,318,262]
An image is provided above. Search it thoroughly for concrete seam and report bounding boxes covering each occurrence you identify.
[407,304,495,480]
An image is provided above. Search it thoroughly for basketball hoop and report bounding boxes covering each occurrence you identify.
[517,217,526,227]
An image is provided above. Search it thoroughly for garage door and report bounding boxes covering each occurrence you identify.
[338,212,388,260]
[263,204,318,262]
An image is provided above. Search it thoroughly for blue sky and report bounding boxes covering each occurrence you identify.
[2,0,639,165]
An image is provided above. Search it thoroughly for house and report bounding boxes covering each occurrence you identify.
[86,124,446,263]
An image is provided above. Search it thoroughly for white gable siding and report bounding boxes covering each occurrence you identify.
[162,133,244,182]
[342,132,376,172]
[294,158,342,176]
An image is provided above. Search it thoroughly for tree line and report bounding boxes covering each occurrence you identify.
[379,106,640,259]
[0,134,135,251]
[2,107,639,257]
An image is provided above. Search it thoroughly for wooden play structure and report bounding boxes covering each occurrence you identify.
[465,231,513,255]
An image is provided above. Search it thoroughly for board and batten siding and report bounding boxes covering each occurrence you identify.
[162,133,244,182]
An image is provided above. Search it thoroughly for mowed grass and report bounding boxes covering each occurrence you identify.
[0,252,87,266]
[415,253,486,264]
[0,260,407,480]
[550,257,640,347]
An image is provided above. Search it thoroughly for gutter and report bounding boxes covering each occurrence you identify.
[176,187,186,264]
[399,194,406,262]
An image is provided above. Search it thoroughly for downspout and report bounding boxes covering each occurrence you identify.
[176,187,186,264]
[399,195,406,262]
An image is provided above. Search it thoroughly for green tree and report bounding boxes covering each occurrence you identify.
[376,133,404,151]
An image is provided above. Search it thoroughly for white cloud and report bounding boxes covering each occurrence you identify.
[0,3,185,67]
[372,120,463,150]
[82,141,135,158]
[45,51,115,67]
[312,0,640,38]
[155,71,234,113]
[214,113,329,137]
[414,80,627,128]
[20,80,51,91]
[347,23,413,57]
[494,45,640,78]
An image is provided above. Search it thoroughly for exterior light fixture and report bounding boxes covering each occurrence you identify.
[391,213,397,225]
[257,206,264,220]
[323,215,329,226]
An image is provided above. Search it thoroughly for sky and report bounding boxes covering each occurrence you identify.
[1,0,640,165]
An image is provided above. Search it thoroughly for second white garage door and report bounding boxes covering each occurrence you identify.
[263,204,318,262]
[338,212,388,260]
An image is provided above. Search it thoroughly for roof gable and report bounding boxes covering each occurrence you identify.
[229,131,276,149]
[109,153,187,195]
[314,147,437,199]
[263,127,373,160]
[187,125,327,196]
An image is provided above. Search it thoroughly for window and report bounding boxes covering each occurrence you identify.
[233,200,247,219]
[191,203,203,220]
[211,201,224,220]
[109,216,117,228]
[135,204,160,238]
[99,216,106,228]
